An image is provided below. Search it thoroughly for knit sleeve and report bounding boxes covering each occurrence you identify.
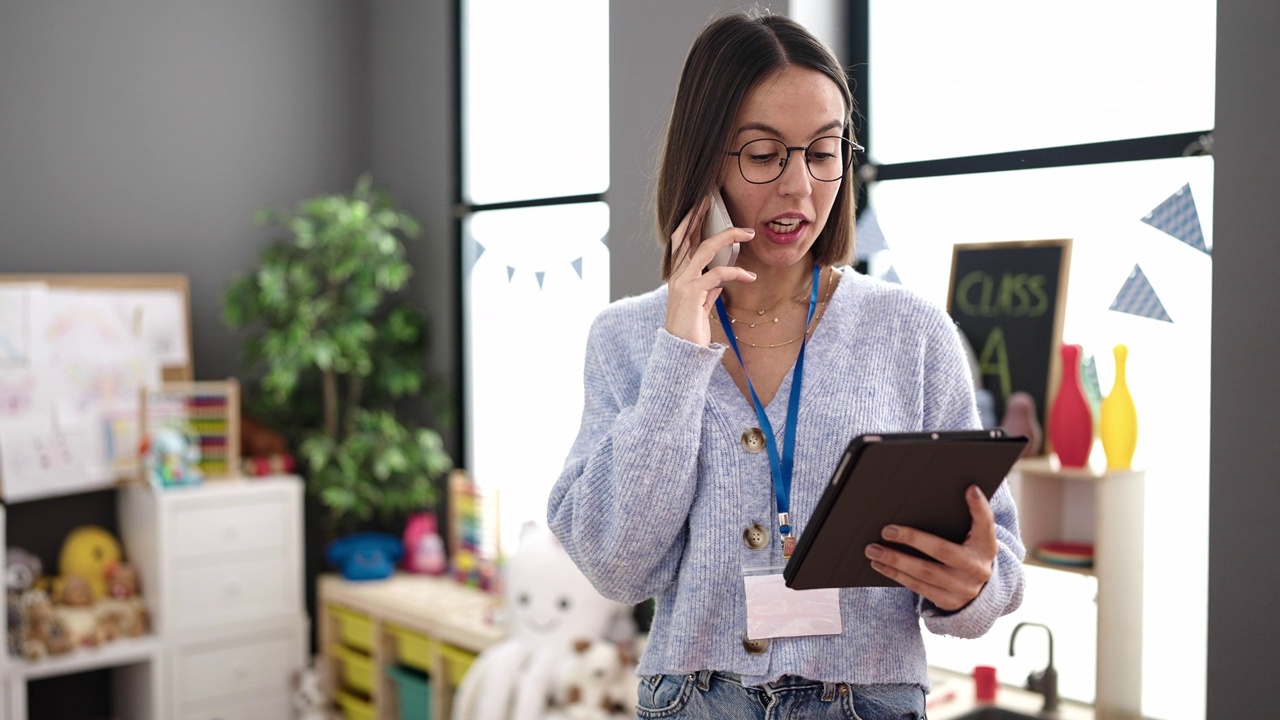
[918,310,1027,636]
[547,317,724,604]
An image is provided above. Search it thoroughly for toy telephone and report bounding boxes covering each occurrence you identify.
[701,189,739,270]
[326,532,403,581]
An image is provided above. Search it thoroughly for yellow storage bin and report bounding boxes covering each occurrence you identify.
[389,624,436,675]
[331,605,375,652]
[334,644,376,694]
[337,691,375,720]
[440,643,478,686]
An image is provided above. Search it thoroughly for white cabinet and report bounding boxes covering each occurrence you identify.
[119,476,308,720]
[1011,458,1145,720]
[2,476,307,720]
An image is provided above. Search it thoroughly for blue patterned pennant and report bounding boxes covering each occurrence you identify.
[882,265,901,284]
[1142,183,1210,255]
[1110,264,1172,322]
[855,207,889,260]
[571,257,583,279]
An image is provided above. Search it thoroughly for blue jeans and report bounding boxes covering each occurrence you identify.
[635,671,926,719]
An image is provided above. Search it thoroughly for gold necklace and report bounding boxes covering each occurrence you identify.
[723,296,805,328]
[726,270,836,349]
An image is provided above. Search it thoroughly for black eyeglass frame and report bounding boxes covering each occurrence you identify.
[726,135,866,185]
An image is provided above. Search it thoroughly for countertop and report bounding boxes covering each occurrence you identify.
[926,667,1095,720]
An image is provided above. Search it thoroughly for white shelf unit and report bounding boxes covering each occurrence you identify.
[2,476,308,720]
[1011,457,1145,720]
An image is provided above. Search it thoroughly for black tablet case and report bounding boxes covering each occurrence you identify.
[783,430,1028,590]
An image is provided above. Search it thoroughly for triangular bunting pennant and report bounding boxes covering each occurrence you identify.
[1081,354,1102,415]
[464,239,486,275]
[882,265,901,284]
[506,266,516,282]
[535,271,546,289]
[1110,264,1173,322]
[855,207,889,260]
[571,257,583,279]
[1142,183,1210,255]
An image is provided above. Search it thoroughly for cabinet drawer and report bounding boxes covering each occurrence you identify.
[180,693,292,720]
[170,496,287,559]
[171,555,292,629]
[177,633,296,705]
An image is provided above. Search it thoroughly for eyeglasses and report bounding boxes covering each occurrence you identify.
[727,136,864,185]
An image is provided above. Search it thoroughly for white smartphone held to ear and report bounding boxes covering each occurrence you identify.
[701,189,740,271]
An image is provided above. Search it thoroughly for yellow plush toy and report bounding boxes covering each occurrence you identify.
[58,526,123,601]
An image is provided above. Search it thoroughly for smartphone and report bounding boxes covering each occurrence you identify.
[701,189,740,271]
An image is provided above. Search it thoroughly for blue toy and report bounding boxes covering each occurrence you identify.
[326,533,403,581]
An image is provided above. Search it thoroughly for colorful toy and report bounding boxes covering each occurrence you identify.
[141,426,203,488]
[452,523,631,720]
[58,525,123,601]
[54,573,106,647]
[325,533,402,581]
[403,511,447,575]
[98,562,150,640]
[17,589,73,660]
[140,380,241,479]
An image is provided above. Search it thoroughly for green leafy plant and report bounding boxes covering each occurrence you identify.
[223,175,452,532]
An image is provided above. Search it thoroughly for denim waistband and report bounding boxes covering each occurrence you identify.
[698,670,845,702]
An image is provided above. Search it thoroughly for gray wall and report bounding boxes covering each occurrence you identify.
[0,0,370,383]
[1207,1,1280,717]
[367,0,458,443]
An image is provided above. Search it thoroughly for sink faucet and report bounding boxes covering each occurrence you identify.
[1009,621,1059,714]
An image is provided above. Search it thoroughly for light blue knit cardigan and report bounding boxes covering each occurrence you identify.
[548,270,1025,689]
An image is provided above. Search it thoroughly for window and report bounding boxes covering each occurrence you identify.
[459,0,610,553]
[852,3,1214,718]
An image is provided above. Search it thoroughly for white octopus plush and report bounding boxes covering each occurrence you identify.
[452,523,628,720]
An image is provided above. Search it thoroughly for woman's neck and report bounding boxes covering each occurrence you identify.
[720,257,816,312]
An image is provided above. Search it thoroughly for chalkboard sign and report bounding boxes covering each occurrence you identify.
[946,239,1071,439]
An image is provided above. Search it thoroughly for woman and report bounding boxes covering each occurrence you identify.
[548,10,1024,719]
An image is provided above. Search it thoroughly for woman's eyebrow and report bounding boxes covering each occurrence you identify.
[736,119,845,138]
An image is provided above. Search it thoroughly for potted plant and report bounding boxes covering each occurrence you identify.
[223,175,452,534]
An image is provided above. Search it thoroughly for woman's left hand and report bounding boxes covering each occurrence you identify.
[864,484,998,611]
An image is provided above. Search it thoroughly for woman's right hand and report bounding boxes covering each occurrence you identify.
[665,196,756,346]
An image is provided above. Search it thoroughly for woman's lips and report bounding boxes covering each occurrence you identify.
[763,218,809,244]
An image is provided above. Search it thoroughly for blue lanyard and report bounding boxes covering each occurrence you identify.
[714,263,820,542]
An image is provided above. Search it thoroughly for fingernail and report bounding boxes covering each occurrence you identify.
[866,544,884,559]
[882,526,900,540]
[746,271,757,279]
[743,228,755,236]
[969,485,982,499]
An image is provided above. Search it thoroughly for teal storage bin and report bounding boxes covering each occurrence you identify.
[387,664,432,719]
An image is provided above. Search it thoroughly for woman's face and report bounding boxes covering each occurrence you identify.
[720,65,846,272]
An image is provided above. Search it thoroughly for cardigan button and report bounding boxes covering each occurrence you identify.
[742,637,769,654]
[743,524,769,550]
[741,427,766,454]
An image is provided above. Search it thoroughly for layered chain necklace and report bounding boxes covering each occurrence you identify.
[718,267,836,349]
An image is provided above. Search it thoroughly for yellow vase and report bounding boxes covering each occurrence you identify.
[1100,344,1138,469]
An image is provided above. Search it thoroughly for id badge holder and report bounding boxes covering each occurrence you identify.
[742,565,842,640]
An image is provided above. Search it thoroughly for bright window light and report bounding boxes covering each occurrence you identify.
[870,157,1211,720]
[462,0,609,204]
[463,202,610,557]
[868,0,1216,163]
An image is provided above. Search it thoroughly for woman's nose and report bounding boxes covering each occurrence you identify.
[776,153,813,197]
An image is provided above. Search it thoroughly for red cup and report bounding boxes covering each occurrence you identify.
[973,665,998,702]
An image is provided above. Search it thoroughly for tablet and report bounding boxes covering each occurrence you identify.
[783,429,1028,590]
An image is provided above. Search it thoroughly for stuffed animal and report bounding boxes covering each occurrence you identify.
[552,639,628,720]
[54,573,106,647]
[6,547,43,593]
[98,562,149,640]
[59,526,123,601]
[403,511,447,575]
[141,426,202,487]
[451,523,631,720]
[19,589,73,660]
[241,415,295,477]
[292,658,336,720]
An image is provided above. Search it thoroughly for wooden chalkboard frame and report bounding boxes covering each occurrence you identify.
[945,239,1072,445]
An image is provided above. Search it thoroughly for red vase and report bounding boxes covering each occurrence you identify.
[1048,344,1093,468]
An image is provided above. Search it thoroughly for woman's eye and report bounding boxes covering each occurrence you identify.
[747,153,778,165]
[808,152,837,163]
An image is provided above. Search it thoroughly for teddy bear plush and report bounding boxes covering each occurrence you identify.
[54,573,107,648]
[292,659,336,720]
[19,589,74,660]
[98,562,150,640]
[551,639,637,720]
